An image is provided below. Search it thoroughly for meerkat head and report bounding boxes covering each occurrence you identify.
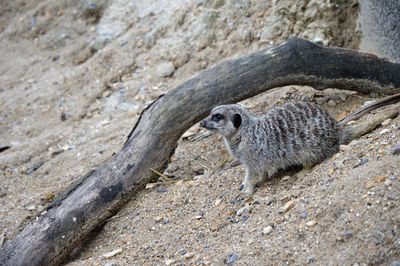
[200,104,248,137]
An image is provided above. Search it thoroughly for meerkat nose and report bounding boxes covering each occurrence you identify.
[199,120,206,127]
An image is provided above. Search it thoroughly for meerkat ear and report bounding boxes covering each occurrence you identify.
[231,113,242,128]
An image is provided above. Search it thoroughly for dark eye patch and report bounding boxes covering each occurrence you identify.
[211,113,224,122]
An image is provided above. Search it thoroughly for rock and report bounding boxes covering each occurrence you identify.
[0,188,6,198]
[327,168,335,175]
[262,226,273,235]
[165,259,176,265]
[281,200,295,214]
[103,262,118,266]
[236,205,249,216]
[327,99,336,107]
[354,158,368,168]
[42,191,55,202]
[26,205,36,211]
[381,118,392,126]
[226,253,239,265]
[183,252,195,259]
[379,128,390,135]
[374,175,387,182]
[339,145,349,151]
[306,220,317,227]
[391,143,400,155]
[299,209,308,219]
[156,62,175,77]
[214,198,222,206]
[102,248,123,259]
[307,255,315,263]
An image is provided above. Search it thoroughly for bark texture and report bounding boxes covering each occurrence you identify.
[1,38,400,266]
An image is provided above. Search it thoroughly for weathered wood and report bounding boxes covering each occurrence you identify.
[1,38,400,266]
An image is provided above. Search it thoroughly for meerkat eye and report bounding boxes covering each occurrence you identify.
[211,113,224,122]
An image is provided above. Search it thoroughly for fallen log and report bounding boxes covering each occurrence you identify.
[1,38,400,266]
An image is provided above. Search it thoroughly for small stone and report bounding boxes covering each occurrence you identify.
[299,209,308,219]
[42,191,55,202]
[327,100,336,107]
[183,252,195,259]
[282,200,295,213]
[236,205,249,216]
[262,226,273,235]
[339,145,349,151]
[365,180,375,189]
[307,255,315,263]
[156,62,175,77]
[354,158,368,168]
[374,175,387,182]
[381,118,392,126]
[165,259,176,265]
[306,220,317,227]
[281,175,290,181]
[327,168,335,175]
[226,253,239,264]
[379,128,390,135]
[103,262,118,266]
[145,183,157,189]
[154,216,164,222]
[26,205,36,211]
[102,248,123,259]
[214,198,222,206]
[391,144,400,155]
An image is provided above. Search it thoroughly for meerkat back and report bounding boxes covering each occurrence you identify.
[254,101,342,169]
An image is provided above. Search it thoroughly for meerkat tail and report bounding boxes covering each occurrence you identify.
[341,103,400,144]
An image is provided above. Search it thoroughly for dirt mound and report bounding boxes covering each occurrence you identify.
[1,0,399,265]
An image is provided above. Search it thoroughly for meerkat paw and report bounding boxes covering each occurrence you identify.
[240,183,255,198]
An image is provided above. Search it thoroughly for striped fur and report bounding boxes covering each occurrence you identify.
[200,102,342,196]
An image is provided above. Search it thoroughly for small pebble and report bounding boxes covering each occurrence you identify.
[102,248,123,259]
[281,175,290,181]
[339,145,349,151]
[236,205,249,216]
[26,205,36,211]
[379,128,390,135]
[374,175,387,182]
[381,118,392,126]
[327,100,336,107]
[262,226,273,235]
[183,252,195,259]
[354,158,368,168]
[307,255,315,263]
[281,200,295,213]
[214,198,222,206]
[391,144,400,155]
[306,220,317,227]
[103,263,118,266]
[226,253,239,264]
[165,259,176,265]
[299,209,308,219]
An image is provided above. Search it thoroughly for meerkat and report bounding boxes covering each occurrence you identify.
[200,94,400,197]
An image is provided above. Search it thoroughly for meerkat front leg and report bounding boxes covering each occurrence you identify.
[241,167,261,197]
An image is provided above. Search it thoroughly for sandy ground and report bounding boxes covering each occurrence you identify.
[1,0,399,265]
